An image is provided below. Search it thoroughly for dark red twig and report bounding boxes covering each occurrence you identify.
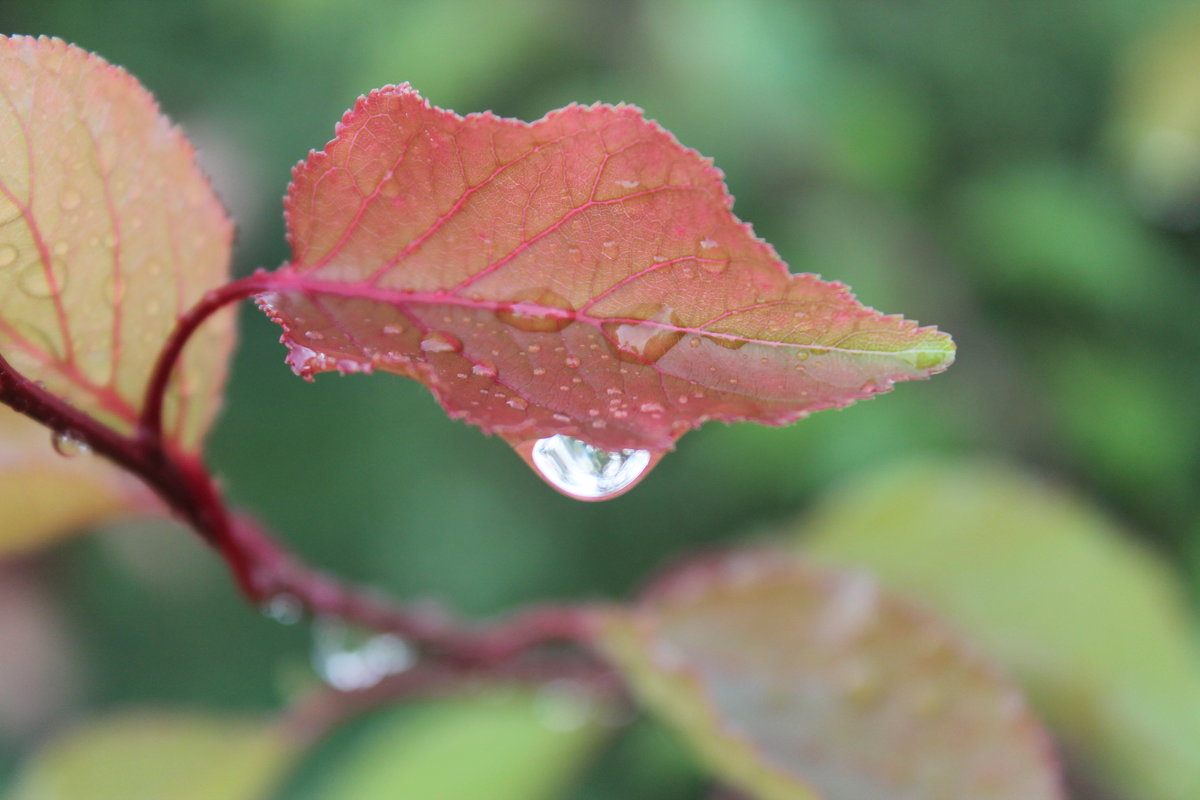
[138,270,273,447]
[0,278,602,677]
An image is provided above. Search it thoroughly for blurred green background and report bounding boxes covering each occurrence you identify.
[1,0,1198,797]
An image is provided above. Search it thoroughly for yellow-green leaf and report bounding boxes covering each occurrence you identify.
[594,552,1062,800]
[0,404,151,557]
[0,36,234,451]
[8,710,295,800]
[799,459,1200,800]
[306,690,608,800]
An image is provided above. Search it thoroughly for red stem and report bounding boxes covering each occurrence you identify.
[0,275,600,672]
[138,270,273,447]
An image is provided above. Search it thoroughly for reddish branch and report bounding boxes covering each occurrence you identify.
[0,279,599,670]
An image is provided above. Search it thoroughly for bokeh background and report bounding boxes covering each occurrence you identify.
[1,0,1198,797]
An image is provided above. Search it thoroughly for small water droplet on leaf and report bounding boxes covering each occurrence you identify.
[496,288,574,333]
[419,331,462,354]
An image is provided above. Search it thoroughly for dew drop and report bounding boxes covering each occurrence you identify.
[305,330,325,341]
[261,593,303,625]
[419,331,462,354]
[564,356,580,368]
[0,244,16,268]
[699,238,718,249]
[532,367,547,376]
[528,434,652,500]
[700,260,726,274]
[615,179,640,189]
[472,361,498,379]
[382,323,404,335]
[507,397,528,411]
[707,334,746,350]
[600,306,684,364]
[51,430,89,458]
[528,343,542,354]
[18,265,57,298]
[639,402,664,414]
[496,288,574,333]
[60,189,81,210]
[311,616,416,692]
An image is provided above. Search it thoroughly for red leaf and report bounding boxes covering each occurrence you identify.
[260,85,954,497]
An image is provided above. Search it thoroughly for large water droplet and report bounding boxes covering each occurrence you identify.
[419,331,462,354]
[311,616,416,692]
[51,430,89,458]
[496,288,574,333]
[527,434,652,500]
[0,244,17,268]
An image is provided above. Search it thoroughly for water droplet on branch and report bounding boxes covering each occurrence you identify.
[527,434,652,500]
[51,430,89,458]
[310,616,416,692]
[261,593,303,625]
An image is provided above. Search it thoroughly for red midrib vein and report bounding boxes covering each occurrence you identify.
[260,275,934,356]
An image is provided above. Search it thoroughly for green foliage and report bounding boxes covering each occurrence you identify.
[292,691,608,800]
[7,712,294,800]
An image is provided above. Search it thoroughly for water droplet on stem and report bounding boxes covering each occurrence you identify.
[51,430,89,458]
[261,593,303,625]
[311,616,415,692]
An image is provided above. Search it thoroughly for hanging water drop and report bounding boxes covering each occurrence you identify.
[310,616,416,692]
[261,593,303,625]
[51,430,89,458]
[528,434,652,500]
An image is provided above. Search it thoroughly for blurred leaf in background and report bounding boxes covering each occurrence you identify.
[799,459,1200,800]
